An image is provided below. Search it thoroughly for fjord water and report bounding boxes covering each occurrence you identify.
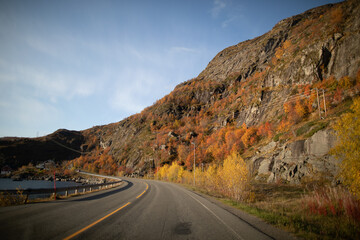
[0,178,82,199]
[0,178,81,190]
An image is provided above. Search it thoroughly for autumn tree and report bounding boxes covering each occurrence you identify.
[332,97,360,198]
[257,122,273,139]
[241,127,258,149]
[217,151,250,201]
[295,99,308,118]
[167,162,182,182]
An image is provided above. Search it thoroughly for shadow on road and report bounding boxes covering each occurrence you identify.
[70,180,134,202]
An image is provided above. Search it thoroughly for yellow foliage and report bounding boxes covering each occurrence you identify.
[155,151,250,202]
[167,162,182,182]
[204,164,219,192]
[332,97,360,199]
[157,164,169,180]
[283,40,291,50]
[295,99,307,118]
[275,47,284,60]
[339,76,354,89]
[218,152,249,201]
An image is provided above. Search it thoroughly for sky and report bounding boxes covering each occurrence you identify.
[0,0,343,138]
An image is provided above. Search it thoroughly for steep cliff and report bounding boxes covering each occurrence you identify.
[1,0,360,183]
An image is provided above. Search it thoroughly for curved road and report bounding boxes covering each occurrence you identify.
[0,178,293,240]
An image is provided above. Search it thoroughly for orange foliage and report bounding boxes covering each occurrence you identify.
[295,99,308,118]
[334,87,343,103]
[69,147,118,176]
[257,122,273,139]
[241,127,258,148]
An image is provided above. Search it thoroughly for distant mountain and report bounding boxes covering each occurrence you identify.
[0,129,84,169]
[1,0,360,184]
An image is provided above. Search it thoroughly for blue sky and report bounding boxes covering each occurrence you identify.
[0,0,342,137]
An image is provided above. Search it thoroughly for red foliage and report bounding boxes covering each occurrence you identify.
[257,122,273,139]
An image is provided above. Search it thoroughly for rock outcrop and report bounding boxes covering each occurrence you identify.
[253,129,339,184]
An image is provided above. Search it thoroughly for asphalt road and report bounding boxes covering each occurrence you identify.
[0,178,293,240]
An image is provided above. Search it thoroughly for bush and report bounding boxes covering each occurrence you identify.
[156,151,251,202]
[332,97,360,198]
[0,189,27,206]
[302,186,360,223]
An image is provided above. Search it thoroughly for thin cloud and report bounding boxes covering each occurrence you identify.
[169,46,200,54]
[222,16,237,28]
[9,63,96,101]
[211,0,226,18]
[109,67,171,114]
[0,95,60,137]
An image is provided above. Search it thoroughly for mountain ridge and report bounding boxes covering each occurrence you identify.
[1,0,360,184]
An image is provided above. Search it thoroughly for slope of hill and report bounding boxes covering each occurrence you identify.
[1,0,360,184]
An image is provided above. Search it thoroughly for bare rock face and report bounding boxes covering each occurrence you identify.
[253,129,339,184]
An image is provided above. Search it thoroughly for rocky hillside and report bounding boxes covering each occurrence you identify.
[1,0,360,184]
[0,129,84,169]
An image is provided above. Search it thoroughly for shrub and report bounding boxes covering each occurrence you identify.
[0,189,27,206]
[302,186,360,223]
[156,151,251,202]
[217,152,250,202]
[332,97,360,198]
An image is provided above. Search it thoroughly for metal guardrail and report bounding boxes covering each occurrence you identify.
[0,180,122,204]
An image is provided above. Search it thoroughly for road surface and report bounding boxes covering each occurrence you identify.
[0,178,293,240]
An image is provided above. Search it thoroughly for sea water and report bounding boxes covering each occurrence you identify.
[0,178,82,199]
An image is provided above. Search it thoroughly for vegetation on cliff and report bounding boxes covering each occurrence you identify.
[1,1,360,238]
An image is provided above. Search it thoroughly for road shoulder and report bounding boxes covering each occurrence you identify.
[186,188,299,240]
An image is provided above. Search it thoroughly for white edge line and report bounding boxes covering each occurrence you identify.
[185,191,245,240]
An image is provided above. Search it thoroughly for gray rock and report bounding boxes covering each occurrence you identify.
[254,129,340,184]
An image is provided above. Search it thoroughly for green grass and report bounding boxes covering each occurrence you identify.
[304,121,329,138]
[296,121,317,136]
[273,132,284,142]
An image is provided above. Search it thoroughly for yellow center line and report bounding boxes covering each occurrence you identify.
[63,182,149,240]
[136,183,149,199]
[63,202,131,240]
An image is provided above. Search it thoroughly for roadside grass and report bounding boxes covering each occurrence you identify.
[183,182,360,240]
[0,189,27,207]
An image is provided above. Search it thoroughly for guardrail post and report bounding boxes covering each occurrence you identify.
[83,188,86,193]
[65,190,68,197]
[75,188,78,194]
[24,193,29,204]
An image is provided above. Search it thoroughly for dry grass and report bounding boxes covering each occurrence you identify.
[185,181,360,240]
[0,189,27,206]
[217,183,360,240]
